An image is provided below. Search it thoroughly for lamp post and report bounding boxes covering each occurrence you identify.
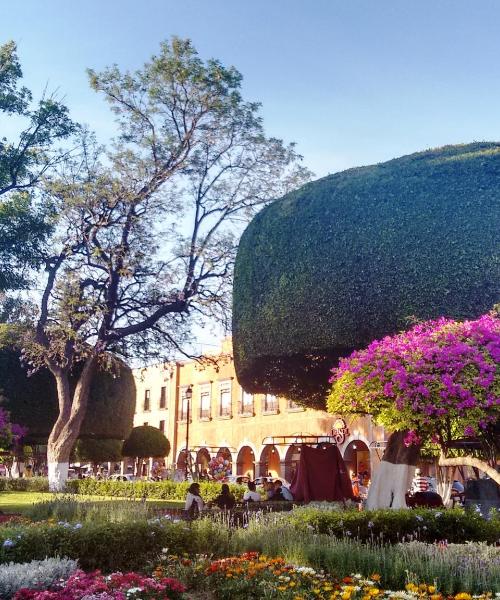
[184,386,193,481]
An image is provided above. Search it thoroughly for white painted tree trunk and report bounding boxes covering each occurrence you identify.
[436,466,454,507]
[48,462,69,492]
[366,462,415,509]
[47,356,96,492]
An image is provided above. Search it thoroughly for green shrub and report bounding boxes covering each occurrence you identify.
[0,477,49,492]
[285,506,500,544]
[0,520,204,571]
[65,479,246,502]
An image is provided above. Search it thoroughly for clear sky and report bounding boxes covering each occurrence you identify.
[3,0,500,178]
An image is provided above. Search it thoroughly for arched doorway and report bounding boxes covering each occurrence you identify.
[236,446,255,479]
[216,447,233,475]
[196,448,211,478]
[343,440,371,484]
[284,444,301,482]
[259,445,281,478]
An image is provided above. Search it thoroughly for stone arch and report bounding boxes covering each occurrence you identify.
[343,438,371,483]
[195,447,211,476]
[284,444,301,482]
[236,445,255,479]
[258,444,281,478]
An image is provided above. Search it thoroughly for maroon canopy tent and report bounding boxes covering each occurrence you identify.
[290,444,354,502]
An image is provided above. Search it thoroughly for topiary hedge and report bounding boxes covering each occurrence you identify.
[0,349,135,441]
[233,143,500,408]
[66,478,246,502]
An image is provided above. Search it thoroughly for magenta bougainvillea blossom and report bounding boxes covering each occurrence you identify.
[328,313,500,450]
[0,407,26,450]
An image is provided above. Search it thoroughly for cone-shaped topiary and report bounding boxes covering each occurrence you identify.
[122,425,170,459]
[233,143,500,409]
[0,349,136,442]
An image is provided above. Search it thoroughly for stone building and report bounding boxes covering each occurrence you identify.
[133,338,388,481]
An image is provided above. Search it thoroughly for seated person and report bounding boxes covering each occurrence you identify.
[451,479,465,494]
[262,480,275,500]
[213,483,236,510]
[185,482,205,519]
[272,480,293,501]
[243,481,261,502]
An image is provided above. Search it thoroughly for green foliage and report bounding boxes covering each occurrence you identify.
[0,477,49,492]
[122,426,170,459]
[0,520,198,572]
[0,348,135,442]
[283,505,500,544]
[233,143,500,408]
[65,478,246,502]
[74,439,123,465]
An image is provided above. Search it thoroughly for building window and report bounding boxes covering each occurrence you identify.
[219,381,232,417]
[159,386,167,409]
[159,420,165,433]
[179,389,190,421]
[263,393,278,413]
[199,386,211,420]
[239,389,254,415]
[143,390,151,412]
[287,398,302,410]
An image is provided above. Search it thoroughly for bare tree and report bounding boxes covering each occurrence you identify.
[21,38,310,490]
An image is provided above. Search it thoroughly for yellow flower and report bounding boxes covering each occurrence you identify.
[342,593,351,600]
[369,588,379,596]
[406,583,418,593]
[428,586,436,594]
[278,586,287,591]
[455,595,472,600]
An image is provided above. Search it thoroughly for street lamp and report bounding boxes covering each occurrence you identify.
[184,386,193,480]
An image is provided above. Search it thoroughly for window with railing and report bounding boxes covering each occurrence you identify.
[263,393,278,413]
[239,390,254,415]
[159,386,167,409]
[143,390,151,412]
[219,381,232,417]
[179,389,190,421]
[199,386,211,419]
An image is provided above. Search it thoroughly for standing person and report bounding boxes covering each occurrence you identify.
[185,482,204,519]
[243,481,261,502]
[213,483,236,509]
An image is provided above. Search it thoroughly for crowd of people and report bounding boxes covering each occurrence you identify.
[184,478,295,518]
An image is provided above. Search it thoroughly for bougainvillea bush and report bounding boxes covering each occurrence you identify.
[328,313,500,462]
[13,570,186,599]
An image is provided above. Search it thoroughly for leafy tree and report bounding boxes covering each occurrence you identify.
[328,312,500,489]
[0,41,77,311]
[122,426,170,459]
[0,41,76,196]
[18,38,309,490]
[74,438,123,472]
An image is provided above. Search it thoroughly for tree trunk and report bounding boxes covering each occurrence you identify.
[438,453,500,486]
[366,431,420,510]
[47,356,96,492]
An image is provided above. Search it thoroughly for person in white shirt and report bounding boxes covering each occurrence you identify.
[185,482,204,518]
[243,481,261,502]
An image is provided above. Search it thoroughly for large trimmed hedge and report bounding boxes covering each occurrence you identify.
[233,143,500,408]
[0,349,136,441]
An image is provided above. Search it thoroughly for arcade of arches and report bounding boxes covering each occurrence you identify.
[133,338,388,482]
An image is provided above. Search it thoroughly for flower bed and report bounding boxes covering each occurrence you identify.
[13,569,186,599]
[154,552,499,599]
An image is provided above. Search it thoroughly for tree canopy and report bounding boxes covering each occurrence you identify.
[74,438,123,465]
[233,143,500,408]
[122,425,170,459]
[328,312,500,480]
[0,348,135,442]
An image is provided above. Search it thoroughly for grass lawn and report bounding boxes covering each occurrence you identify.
[0,491,183,514]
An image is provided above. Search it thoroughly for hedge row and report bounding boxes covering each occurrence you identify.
[0,520,208,572]
[65,478,247,501]
[0,478,49,492]
[286,506,500,544]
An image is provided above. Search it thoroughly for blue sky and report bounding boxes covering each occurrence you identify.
[3,0,500,178]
